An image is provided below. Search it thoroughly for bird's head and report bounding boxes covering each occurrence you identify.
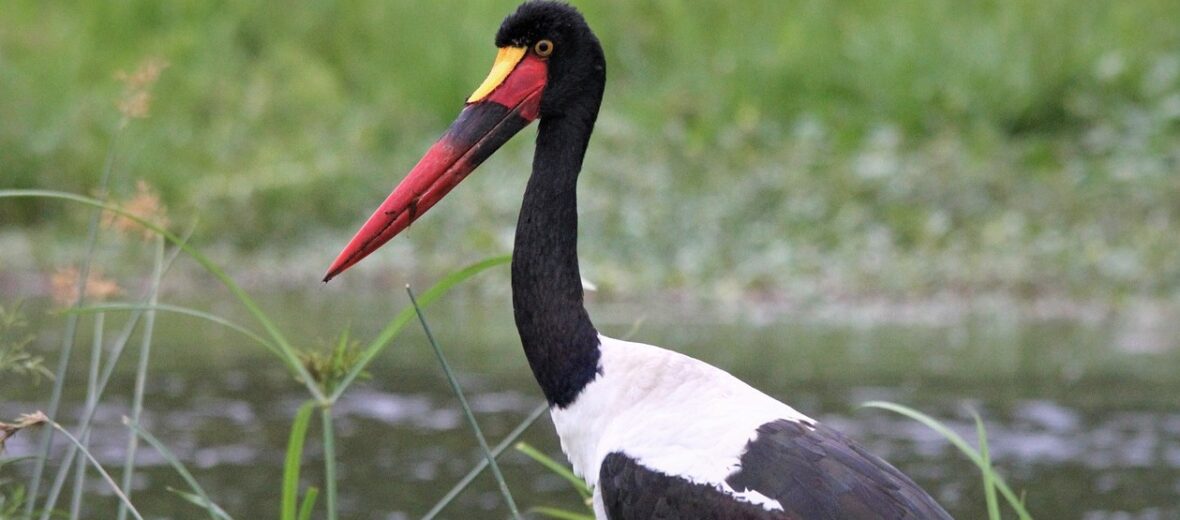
[324,1,604,281]
[494,1,605,120]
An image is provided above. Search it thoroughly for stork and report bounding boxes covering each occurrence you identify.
[324,2,952,518]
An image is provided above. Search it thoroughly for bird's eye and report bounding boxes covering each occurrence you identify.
[534,39,554,57]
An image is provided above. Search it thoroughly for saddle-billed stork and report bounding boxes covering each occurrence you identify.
[324,2,952,518]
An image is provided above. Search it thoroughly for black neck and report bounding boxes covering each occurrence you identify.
[511,110,601,408]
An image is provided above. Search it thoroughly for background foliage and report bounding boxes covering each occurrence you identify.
[3,0,1180,299]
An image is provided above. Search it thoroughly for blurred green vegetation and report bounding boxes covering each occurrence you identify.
[2,0,1179,298]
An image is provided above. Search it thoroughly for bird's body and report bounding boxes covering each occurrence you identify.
[557,336,951,519]
[326,2,952,518]
[555,335,811,515]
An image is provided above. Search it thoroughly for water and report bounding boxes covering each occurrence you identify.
[2,292,1179,519]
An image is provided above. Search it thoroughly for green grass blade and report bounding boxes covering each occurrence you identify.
[118,237,165,520]
[423,403,548,520]
[282,401,316,520]
[407,286,521,520]
[48,421,144,520]
[71,314,104,518]
[23,183,116,516]
[0,456,36,467]
[22,128,122,518]
[124,418,226,520]
[0,483,29,517]
[65,303,281,358]
[296,487,319,520]
[528,506,596,520]
[515,442,591,500]
[68,313,105,520]
[30,296,78,518]
[327,254,510,402]
[862,401,1033,520]
[167,488,235,520]
[975,412,1000,520]
[320,408,338,520]
[0,190,325,402]
[36,230,192,518]
[861,401,983,465]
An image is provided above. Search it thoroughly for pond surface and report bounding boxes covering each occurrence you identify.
[2,290,1179,519]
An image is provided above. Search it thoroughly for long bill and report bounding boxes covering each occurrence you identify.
[323,46,547,282]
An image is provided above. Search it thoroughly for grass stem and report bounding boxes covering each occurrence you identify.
[515,442,590,500]
[423,403,548,520]
[976,412,1001,520]
[67,303,280,356]
[282,401,315,520]
[0,190,328,402]
[37,231,189,519]
[117,236,165,520]
[862,401,1033,520]
[327,255,510,403]
[125,418,227,520]
[320,407,338,520]
[407,286,522,520]
[69,313,104,520]
[24,130,121,516]
[297,488,319,520]
[50,419,144,520]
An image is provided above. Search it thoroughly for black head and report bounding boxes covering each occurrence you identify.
[496,1,606,120]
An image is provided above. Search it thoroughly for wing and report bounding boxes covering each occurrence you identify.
[725,419,953,520]
[598,451,799,520]
[598,419,952,520]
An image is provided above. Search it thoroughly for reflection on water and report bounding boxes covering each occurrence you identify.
[2,295,1179,519]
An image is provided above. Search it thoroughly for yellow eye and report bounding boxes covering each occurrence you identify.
[534,39,554,57]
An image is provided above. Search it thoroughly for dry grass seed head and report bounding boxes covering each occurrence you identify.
[50,266,122,308]
[102,180,169,240]
[116,57,169,122]
[0,411,49,453]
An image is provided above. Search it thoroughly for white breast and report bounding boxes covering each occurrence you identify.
[549,335,815,516]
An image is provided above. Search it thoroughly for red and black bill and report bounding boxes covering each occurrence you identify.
[324,47,547,281]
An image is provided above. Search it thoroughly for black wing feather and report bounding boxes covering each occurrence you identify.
[599,452,799,520]
[726,419,953,520]
[598,419,952,519]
